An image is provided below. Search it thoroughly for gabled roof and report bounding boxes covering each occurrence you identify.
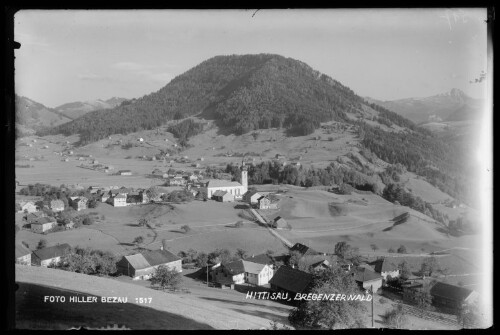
[300,255,333,268]
[351,266,383,283]
[430,282,475,302]
[32,243,71,261]
[50,199,64,206]
[141,249,181,267]
[269,266,313,294]
[243,190,261,198]
[289,243,320,256]
[242,260,267,274]
[369,258,399,273]
[32,216,56,225]
[207,179,242,188]
[244,253,274,265]
[25,212,45,221]
[114,194,127,199]
[212,190,228,197]
[123,254,150,270]
[15,243,31,258]
[222,260,245,275]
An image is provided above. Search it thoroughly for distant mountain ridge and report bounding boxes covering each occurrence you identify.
[366,89,484,124]
[55,97,128,119]
[15,95,72,137]
[43,54,367,144]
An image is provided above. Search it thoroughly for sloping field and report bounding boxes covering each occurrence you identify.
[15,265,278,330]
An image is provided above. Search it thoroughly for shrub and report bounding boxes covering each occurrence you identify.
[180,225,191,233]
[388,247,395,253]
[82,216,94,225]
[383,304,408,329]
[37,239,48,250]
[397,245,407,254]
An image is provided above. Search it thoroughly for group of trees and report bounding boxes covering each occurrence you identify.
[167,119,205,146]
[53,246,117,276]
[177,247,253,267]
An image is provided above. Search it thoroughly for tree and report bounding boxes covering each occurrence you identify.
[146,186,160,201]
[334,241,351,260]
[138,218,148,227]
[388,247,395,253]
[398,261,411,281]
[397,245,407,254]
[87,198,98,208]
[180,225,191,233]
[235,248,247,259]
[37,239,48,250]
[383,304,408,329]
[456,302,481,328]
[288,266,367,329]
[420,257,439,277]
[288,250,303,268]
[133,236,144,245]
[195,252,209,267]
[149,265,182,291]
[82,216,94,225]
[370,244,378,252]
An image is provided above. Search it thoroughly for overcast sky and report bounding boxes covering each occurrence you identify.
[14,9,488,108]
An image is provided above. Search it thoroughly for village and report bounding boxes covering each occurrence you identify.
[14,162,483,329]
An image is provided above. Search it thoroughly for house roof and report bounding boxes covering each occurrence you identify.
[212,190,228,197]
[244,190,261,198]
[300,255,332,268]
[50,199,64,206]
[15,243,31,258]
[269,266,314,294]
[289,243,320,256]
[141,249,181,267]
[25,212,45,221]
[369,258,399,273]
[242,260,267,274]
[222,260,245,275]
[32,243,71,261]
[430,282,474,302]
[207,179,242,188]
[114,194,127,199]
[124,254,151,270]
[244,253,274,265]
[32,217,56,225]
[274,216,288,227]
[351,266,383,283]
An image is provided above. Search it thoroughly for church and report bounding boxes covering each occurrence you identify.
[199,169,248,200]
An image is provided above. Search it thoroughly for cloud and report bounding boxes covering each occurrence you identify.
[112,61,173,84]
[77,72,113,82]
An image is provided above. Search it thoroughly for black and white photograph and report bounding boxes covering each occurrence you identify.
[8,8,493,330]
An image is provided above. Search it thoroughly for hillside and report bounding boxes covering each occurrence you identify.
[42,54,367,144]
[15,95,72,136]
[55,97,128,119]
[15,265,279,330]
[366,89,484,124]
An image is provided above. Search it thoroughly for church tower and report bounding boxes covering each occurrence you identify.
[241,167,248,194]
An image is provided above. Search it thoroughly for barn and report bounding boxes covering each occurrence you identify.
[116,248,182,280]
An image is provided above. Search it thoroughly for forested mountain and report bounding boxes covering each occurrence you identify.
[55,97,127,119]
[42,54,363,144]
[366,89,484,124]
[15,95,72,137]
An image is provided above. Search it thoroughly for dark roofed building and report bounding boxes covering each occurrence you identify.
[269,266,314,295]
[273,216,288,229]
[212,259,246,285]
[212,190,235,202]
[32,243,71,267]
[289,243,321,257]
[369,258,400,280]
[351,266,383,292]
[430,282,479,310]
[116,248,182,280]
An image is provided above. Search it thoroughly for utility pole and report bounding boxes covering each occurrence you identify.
[207,264,209,287]
[371,285,374,328]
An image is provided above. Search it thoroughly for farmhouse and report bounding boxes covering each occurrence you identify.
[429,282,479,310]
[350,266,383,292]
[272,216,288,229]
[212,260,245,285]
[167,176,187,186]
[31,243,71,267]
[257,195,279,209]
[30,217,57,233]
[15,243,31,266]
[368,257,400,281]
[50,199,65,212]
[200,169,248,200]
[269,266,314,296]
[289,243,321,257]
[16,201,38,214]
[242,261,274,286]
[299,255,333,272]
[118,170,132,176]
[71,197,88,211]
[24,211,46,224]
[116,248,182,280]
[112,194,127,207]
[212,190,235,202]
[242,190,262,204]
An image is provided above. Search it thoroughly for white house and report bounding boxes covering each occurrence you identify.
[50,199,65,212]
[200,169,248,200]
[17,201,38,213]
[242,260,274,286]
[30,217,57,233]
[112,194,128,207]
[369,258,400,281]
